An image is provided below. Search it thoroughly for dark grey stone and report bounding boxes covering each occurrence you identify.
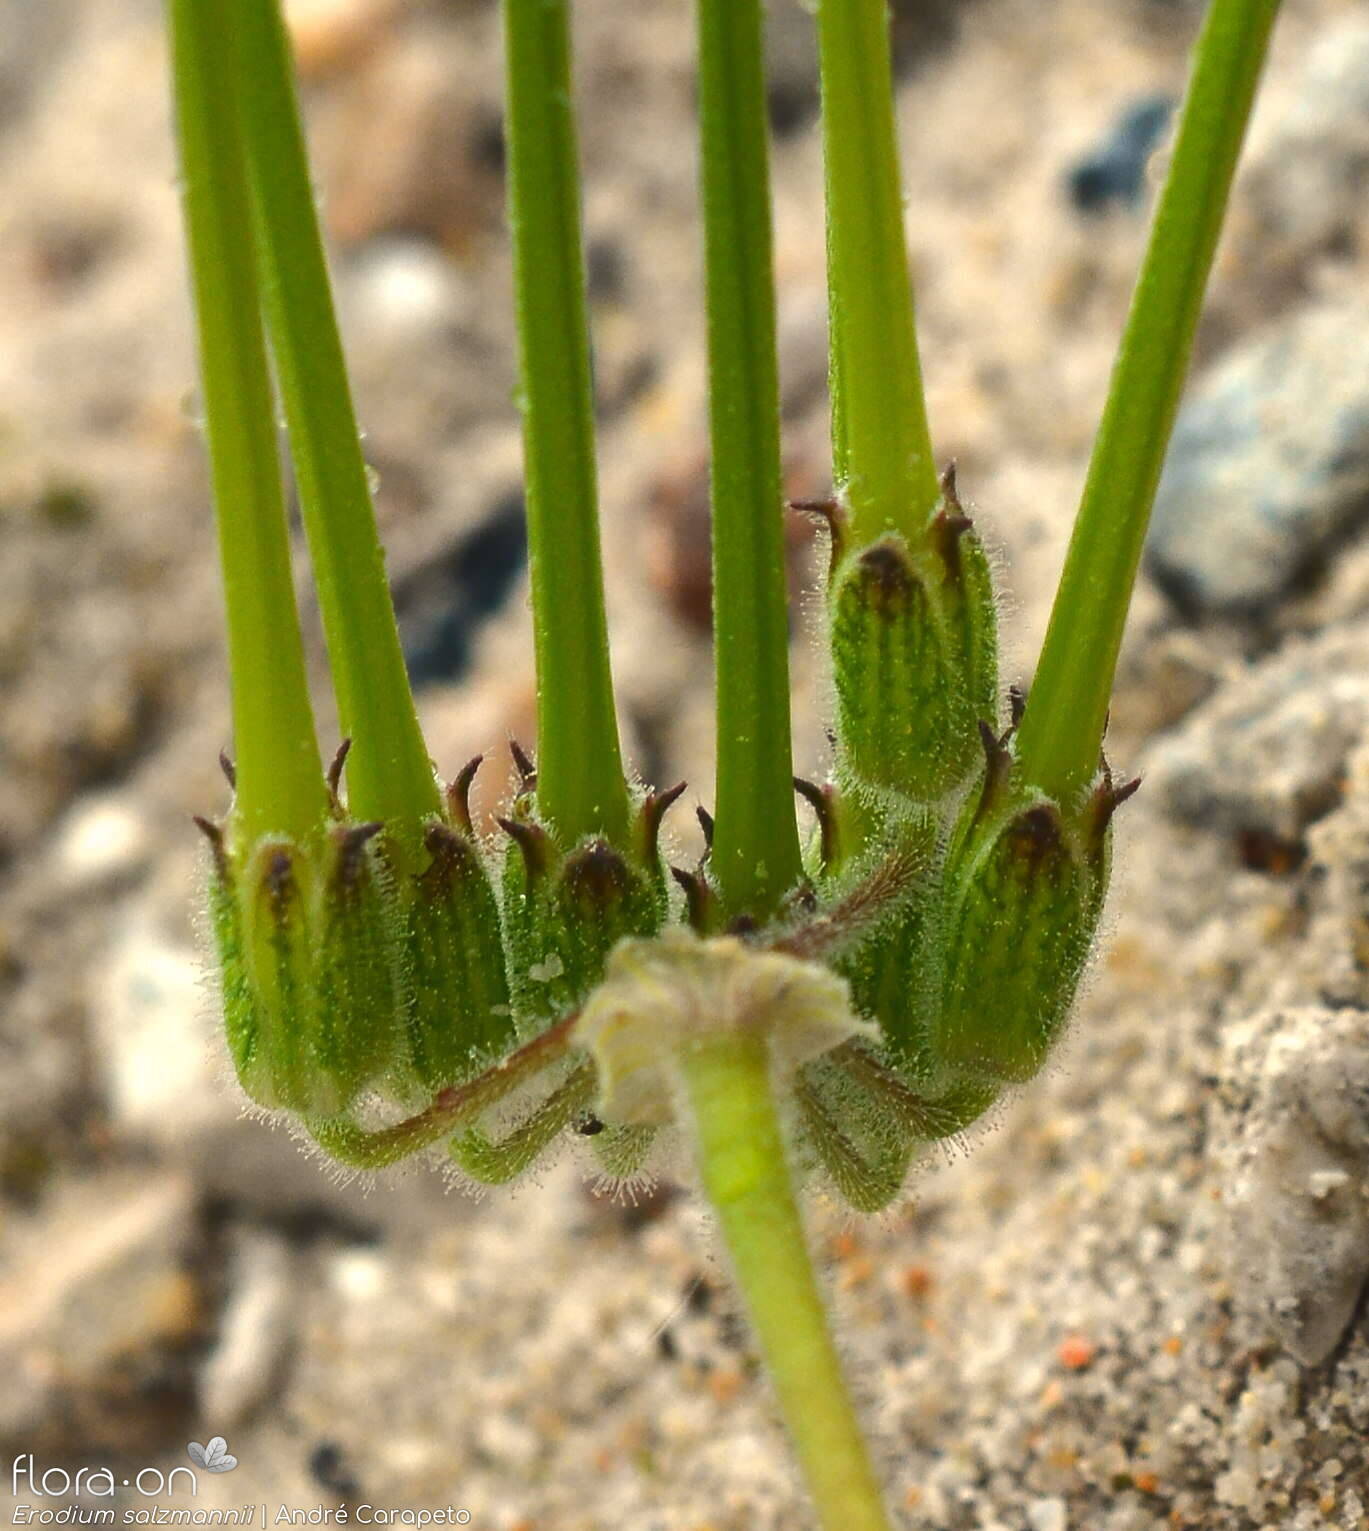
[1067,94,1175,215]
[1145,298,1369,619]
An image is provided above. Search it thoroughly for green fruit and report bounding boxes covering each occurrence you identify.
[400,818,514,1095]
[199,754,520,1120]
[828,476,997,802]
[501,824,666,1031]
[931,733,1137,1084]
[202,821,402,1116]
[311,822,405,1109]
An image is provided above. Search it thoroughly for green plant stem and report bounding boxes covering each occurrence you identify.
[681,1033,893,1531]
[502,0,630,850]
[226,0,440,843]
[169,0,326,851]
[818,0,940,542]
[1015,0,1281,807]
[698,0,803,920]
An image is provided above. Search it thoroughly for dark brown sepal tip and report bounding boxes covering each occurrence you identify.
[975,720,1015,811]
[576,1115,605,1137]
[332,820,383,890]
[1113,775,1142,810]
[192,812,222,847]
[1091,773,1141,840]
[218,750,236,790]
[498,815,552,881]
[192,814,229,878]
[640,780,687,861]
[932,463,980,581]
[509,738,537,792]
[977,718,1000,761]
[695,804,715,852]
[563,839,632,910]
[1008,684,1027,728]
[421,821,469,885]
[939,460,961,511]
[446,754,483,837]
[671,865,712,932]
[935,509,973,541]
[788,496,847,581]
[326,738,352,805]
[931,505,974,581]
[793,776,838,869]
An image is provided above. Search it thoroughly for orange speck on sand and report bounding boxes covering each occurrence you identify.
[1162,1334,1184,1356]
[904,1486,923,1508]
[1058,1333,1096,1370]
[708,1368,744,1405]
[1134,1471,1160,1495]
[840,1255,875,1289]
[902,1264,934,1299]
[831,1231,860,1260]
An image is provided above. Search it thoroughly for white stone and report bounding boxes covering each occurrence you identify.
[53,792,149,888]
[1027,1496,1068,1531]
[199,1231,297,1429]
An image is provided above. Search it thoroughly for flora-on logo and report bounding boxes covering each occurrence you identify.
[186,1439,238,1474]
[11,1454,196,1498]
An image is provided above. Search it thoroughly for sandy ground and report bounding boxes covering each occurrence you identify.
[3,0,1369,1527]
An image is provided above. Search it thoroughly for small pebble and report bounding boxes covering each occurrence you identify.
[99,918,219,1144]
[1143,625,1369,848]
[1215,1005,1369,1364]
[397,491,527,690]
[1145,296,1369,619]
[1026,1497,1068,1531]
[1067,94,1174,214]
[52,792,149,888]
[1239,20,1369,268]
[198,1230,297,1430]
[348,237,468,339]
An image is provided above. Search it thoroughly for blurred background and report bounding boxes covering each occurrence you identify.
[4,0,1369,1526]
